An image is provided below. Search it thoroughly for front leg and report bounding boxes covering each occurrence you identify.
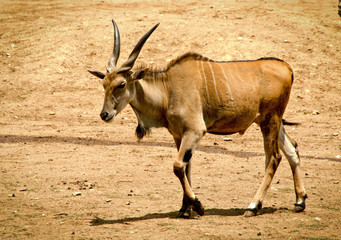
[177,159,193,218]
[173,131,205,218]
[177,194,192,218]
[173,137,191,217]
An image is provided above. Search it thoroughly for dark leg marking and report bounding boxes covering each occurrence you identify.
[177,197,192,218]
[192,197,205,216]
[183,149,192,163]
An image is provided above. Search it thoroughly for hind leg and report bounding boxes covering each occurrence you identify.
[244,116,282,217]
[279,124,307,212]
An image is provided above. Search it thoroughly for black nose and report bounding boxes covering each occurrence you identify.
[100,112,108,121]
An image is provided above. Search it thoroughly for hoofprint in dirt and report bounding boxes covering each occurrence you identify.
[0,0,340,239]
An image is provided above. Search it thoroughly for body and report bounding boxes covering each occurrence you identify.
[89,21,307,217]
[132,53,292,136]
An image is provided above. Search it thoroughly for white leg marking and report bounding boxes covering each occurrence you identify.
[248,202,256,209]
[208,62,221,104]
[218,64,234,101]
[199,61,210,104]
[279,124,299,166]
[200,112,207,132]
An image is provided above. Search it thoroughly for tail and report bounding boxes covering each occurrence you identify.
[282,119,300,126]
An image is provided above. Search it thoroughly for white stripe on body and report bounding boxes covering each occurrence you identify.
[218,64,234,101]
[197,61,210,104]
[208,62,221,104]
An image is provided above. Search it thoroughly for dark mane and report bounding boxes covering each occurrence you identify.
[137,52,210,81]
[137,52,211,72]
[136,52,213,82]
[166,52,213,69]
[166,52,286,65]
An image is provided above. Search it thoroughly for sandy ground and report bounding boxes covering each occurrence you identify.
[0,0,340,239]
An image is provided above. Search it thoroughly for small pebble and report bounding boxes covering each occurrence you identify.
[312,110,320,115]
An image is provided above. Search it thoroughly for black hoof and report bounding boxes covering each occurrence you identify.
[177,197,204,217]
[244,202,262,217]
[294,194,308,212]
[192,198,205,216]
[244,209,257,217]
[176,207,191,218]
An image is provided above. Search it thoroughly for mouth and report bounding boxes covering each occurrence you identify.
[100,109,117,123]
[104,114,115,122]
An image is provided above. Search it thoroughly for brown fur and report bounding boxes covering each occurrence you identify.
[89,27,306,218]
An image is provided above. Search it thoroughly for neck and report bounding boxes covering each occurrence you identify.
[129,71,169,137]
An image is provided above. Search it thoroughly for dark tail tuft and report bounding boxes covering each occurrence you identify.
[291,72,294,84]
[282,119,300,126]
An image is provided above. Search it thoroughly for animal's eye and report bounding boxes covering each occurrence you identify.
[117,82,126,89]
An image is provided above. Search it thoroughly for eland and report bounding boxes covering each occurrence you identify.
[88,20,307,217]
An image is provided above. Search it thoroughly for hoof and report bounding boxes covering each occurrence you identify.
[176,211,186,218]
[244,209,258,217]
[176,208,191,218]
[294,194,308,212]
[244,202,262,217]
[192,198,205,216]
[294,204,305,212]
[177,197,204,217]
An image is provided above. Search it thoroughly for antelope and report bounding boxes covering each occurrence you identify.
[88,20,307,217]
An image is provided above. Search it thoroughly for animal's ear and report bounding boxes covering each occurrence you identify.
[130,68,149,81]
[88,70,106,79]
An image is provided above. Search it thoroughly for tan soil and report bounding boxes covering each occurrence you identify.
[0,0,340,239]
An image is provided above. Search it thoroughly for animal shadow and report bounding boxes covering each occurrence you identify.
[90,207,277,226]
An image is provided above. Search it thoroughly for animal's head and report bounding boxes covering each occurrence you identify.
[88,20,159,122]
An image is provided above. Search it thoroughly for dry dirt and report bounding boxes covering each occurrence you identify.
[0,0,340,239]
